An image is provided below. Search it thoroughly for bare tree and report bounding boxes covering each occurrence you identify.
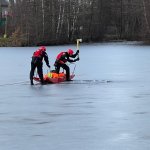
[7,0,150,45]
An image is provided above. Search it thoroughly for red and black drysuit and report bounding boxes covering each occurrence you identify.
[30,49,50,84]
[54,51,79,80]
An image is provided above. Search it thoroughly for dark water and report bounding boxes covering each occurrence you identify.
[0,42,150,150]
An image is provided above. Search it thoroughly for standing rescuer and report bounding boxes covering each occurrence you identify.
[54,49,79,81]
[30,46,50,85]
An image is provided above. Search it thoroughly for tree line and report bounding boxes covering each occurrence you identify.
[1,0,150,46]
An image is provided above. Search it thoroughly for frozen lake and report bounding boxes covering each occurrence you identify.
[0,42,150,150]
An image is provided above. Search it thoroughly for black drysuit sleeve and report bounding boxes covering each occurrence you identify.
[65,52,79,63]
[43,52,50,66]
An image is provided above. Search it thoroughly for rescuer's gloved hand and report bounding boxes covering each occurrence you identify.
[76,50,79,54]
[47,64,51,68]
[74,57,80,62]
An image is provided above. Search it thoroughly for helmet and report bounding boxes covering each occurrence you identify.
[39,46,46,52]
[67,49,74,56]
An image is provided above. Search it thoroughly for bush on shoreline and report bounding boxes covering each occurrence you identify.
[0,28,28,47]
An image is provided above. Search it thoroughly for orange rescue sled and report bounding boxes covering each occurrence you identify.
[33,72,75,84]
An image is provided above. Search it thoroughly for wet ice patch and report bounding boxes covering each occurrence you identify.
[113,133,138,142]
